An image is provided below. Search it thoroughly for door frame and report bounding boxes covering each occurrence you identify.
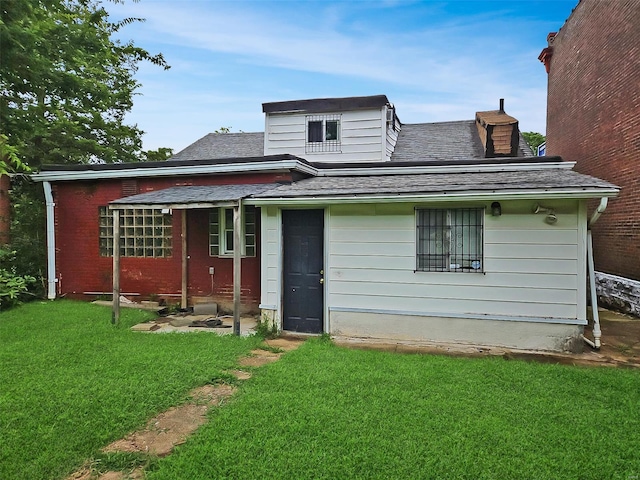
[280,207,327,334]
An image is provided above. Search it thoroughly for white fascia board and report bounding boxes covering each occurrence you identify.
[315,161,576,177]
[246,188,620,206]
[31,160,319,182]
[108,201,238,210]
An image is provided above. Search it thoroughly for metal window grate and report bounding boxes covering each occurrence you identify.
[305,114,341,153]
[99,207,172,258]
[416,208,484,272]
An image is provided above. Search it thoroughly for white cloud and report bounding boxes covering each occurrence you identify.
[112,1,560,149]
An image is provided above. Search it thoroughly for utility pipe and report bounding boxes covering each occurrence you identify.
[586,230,601,349]
[582,197,608,349]
[43,181,57,300]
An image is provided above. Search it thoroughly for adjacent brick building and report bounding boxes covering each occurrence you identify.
[540,0,640,314]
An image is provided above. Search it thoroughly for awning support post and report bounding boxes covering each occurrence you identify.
[181,210,188,309]
[233,201,242,336]
[112,209,121,325]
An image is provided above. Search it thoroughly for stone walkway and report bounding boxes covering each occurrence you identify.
[68,338,304,480]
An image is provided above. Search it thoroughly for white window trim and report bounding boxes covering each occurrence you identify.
[209,206,256,258]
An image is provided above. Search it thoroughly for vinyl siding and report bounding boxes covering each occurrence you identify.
[264,109,386,162]
[327,200,584,321]
[260,206,281,308]
[259,199,587,325]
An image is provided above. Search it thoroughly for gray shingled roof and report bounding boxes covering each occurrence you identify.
[253,168,617,199]
[390,121,534,163]
[110,184,278,206]
[163,120,534,165]
[170,132,264,161]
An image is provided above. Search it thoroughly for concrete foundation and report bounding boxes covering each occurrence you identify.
[329,311,584,353]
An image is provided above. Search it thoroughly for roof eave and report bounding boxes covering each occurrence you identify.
[247,188,620,206]
[31,159,319,182]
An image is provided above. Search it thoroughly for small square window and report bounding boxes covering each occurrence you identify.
[416,208,484,272]
[306,114,341,153]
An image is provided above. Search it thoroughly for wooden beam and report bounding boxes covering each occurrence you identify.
[233,201,242,335]
[109,201,237,211]
[112,209,120,325]
[181,210,188,309]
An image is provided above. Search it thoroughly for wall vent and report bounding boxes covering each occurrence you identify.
[121,179,138,197]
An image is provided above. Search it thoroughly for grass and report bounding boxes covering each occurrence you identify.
[147,338,640,480]
[2,303,639,479]
[0,300,262,480]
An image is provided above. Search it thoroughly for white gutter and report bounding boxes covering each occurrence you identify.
[247,188,619,206]
[30,160,576,183]
[43,181,57,300]
[31,159,319,182]
[582,197,609,349]
[588,197,608,227]
[317,161,576,177]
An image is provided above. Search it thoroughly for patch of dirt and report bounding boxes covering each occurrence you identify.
[68,465,144,480]
[102,384,235,457]
[265,337,306,351]
[238,349,282,367]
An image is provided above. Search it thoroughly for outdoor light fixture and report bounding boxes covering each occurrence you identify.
[491,201,502,217]
[533,204,557,225]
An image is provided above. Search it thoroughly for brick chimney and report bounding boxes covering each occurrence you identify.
[475,99,520,157]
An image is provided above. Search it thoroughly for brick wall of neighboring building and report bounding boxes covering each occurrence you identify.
[544,0,640,281]
[52,171,291,311]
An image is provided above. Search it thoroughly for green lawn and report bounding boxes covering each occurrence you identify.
[0,300,261,480]
[2,302,640,479]
[148,338,640,480]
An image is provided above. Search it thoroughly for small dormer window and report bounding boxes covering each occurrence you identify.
[306,114,341,153]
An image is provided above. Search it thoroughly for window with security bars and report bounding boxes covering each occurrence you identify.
[416,208,484,272]
[306,114,341,153]
[99,207,173,258]
[209,206,256,257]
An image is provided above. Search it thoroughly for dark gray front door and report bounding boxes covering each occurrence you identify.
[282,209,324,333]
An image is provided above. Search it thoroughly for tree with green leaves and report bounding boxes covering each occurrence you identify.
[522,132,546,152]
[1,0,170,304]
[0,0,169,168]
[140,147,174,162]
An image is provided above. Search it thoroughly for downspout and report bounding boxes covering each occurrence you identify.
[581,197,608,349]
[43,181,57,300]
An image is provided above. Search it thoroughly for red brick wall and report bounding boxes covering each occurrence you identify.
[52,171,290,310]
[545,0,640,280]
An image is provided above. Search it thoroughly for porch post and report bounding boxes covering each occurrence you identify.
[112,209,121,325]
[233,201,242,335]
[181,209,188,309]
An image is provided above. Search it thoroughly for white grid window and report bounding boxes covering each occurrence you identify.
[416,208,483,272]
[99,207,173,258]
[306,114,341,153]
[209,206,256,257]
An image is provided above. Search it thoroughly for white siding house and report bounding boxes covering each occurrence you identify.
[263,95,399,163]
[253,186,613,352]
[251,95,617,352]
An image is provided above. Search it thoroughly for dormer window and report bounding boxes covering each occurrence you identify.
[306,114,341,153]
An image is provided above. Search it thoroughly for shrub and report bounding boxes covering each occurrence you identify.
[0,247,36,310]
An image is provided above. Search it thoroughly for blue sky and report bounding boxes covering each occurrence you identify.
[111,0,577,153]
